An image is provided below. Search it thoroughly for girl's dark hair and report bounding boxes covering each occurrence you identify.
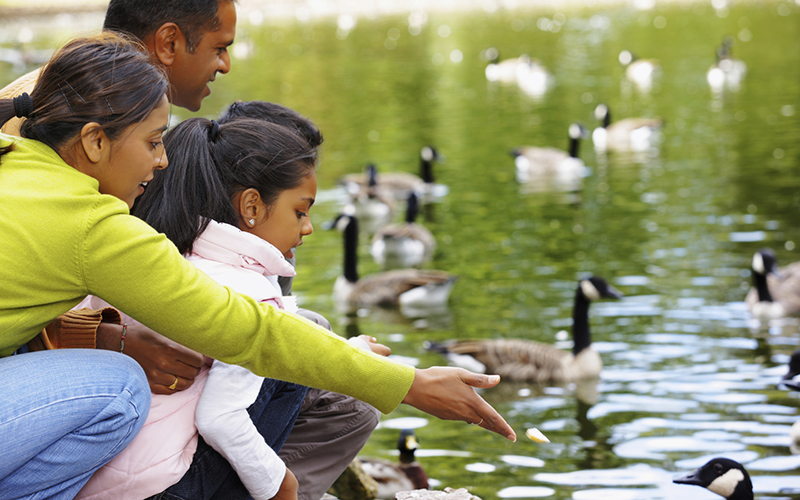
[218,100,324,148]
[0,32,168,161]
[133,117,319,255]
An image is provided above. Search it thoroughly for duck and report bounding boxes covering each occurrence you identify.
[332,213,456,312]
[426,276,623,382]
[707,36,746,93]
[359,429,429,499]
[672,457,753,500]
[592,103,662,153]
[370,192,436,269]
[618,49,660,91]
[342,164,396,234]
[341,147,447,203]
[510,123,588,190]
[744,248,800,319]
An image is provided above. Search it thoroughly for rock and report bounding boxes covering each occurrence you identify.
[328,458,379,500]
[395,487,482,500]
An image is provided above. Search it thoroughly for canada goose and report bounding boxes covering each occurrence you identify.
[707,36,746,92]
[592,104,662,153]
[427,276,623,382]
[673,458,753,500]
[619,50,660,91]
[744,248,800,319]
[342,164,396,234]
[778,348,800,454]
[510,123,588,190]
[332,213,456,311]
[341,147,447,202]
[482,47,553,98]
[360,429,429,499]
[370,192,436,269]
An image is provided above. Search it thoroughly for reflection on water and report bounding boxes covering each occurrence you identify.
[3,0,800,498]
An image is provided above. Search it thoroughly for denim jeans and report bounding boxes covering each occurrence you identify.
[0,349,150,500]
[149,378,308,500]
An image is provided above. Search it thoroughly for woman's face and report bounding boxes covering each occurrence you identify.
[247,171,317,259]
[100,95,170,208]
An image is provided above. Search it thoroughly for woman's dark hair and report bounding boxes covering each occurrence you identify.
[104,0,234,53]
[133,117,319,255]
[0,32,168,161]
[218,100,323,149]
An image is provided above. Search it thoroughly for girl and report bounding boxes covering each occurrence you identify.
[0,31,513,500]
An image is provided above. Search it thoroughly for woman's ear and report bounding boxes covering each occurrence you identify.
[79,122,109,164]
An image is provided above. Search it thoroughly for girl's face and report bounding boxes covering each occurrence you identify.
[248,171,317,259]
[101,95,170,208]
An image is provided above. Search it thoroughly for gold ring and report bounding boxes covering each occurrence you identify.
[168,376,178,390]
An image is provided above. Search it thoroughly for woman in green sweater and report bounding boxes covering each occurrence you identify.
[0,32,514,499]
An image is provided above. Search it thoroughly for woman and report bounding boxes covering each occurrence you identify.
[0,32,514,500]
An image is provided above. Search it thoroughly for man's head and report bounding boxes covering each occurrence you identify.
[103,0,236,111]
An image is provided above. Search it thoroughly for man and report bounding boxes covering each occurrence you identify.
[0,2,380,499]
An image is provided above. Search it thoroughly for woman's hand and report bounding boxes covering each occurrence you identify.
[97,322,205,394]
[402,366,516,442]
[272,467,298,500]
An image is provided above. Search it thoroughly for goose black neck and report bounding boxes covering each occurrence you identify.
[603,110,611,128]
[753,270,773,302]
[405,194,419,223]
[343,217,359,283]
[420,158,434,183]
[568,136,580,159]
[572,287,592,355]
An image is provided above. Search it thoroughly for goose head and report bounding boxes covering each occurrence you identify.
[673,458,753,500]
[572,276,623,356]
[579,276,624,302]
[419,146,442,184]
[752,248,780,279]
[618,50,636,67]
[779,348,800,391]
[594,103,611,128]
[567,123,588,159]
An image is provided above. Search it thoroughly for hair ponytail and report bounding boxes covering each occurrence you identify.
[134,118,236,254]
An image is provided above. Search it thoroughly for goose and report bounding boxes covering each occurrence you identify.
[482,47,553,97]
[510,123,588,190]
[342,164,396,234]
[778,348,800,454]
[332,213,456,312]
[360,429,429,499]
[341,147,447,202]
[672,457,753,500]
[426,276,623,382]
[707,36,746,93]
[618,49,660,91]
[744,248,800,319]
[592,103,662,153]
[370,192,436,269]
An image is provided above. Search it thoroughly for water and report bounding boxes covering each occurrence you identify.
[2,1,800,498]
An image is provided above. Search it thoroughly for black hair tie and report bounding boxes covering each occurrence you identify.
[13,93,33,118]
[209,120,221,143]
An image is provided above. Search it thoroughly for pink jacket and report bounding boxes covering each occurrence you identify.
[76,220,297,499]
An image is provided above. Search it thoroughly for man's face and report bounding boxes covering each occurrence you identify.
[169,1,236,111]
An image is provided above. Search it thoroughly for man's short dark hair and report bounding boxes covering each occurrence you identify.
[103,0,233,53]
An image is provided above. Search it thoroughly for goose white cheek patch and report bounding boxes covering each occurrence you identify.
[707,468,744,498]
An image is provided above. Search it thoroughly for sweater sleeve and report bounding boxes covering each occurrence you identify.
[80,206,414,414]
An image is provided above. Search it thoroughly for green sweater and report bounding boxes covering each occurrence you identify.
[0,133,414,414]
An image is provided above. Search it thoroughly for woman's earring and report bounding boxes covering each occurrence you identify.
[249,218,255,226]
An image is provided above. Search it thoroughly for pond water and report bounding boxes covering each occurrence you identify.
[3,1,800,498]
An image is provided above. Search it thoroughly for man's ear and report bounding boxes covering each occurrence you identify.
[151,22,182,67]
[79,122,109,164]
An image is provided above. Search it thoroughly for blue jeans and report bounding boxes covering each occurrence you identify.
[149,378,308,500]
[0,349,150,500]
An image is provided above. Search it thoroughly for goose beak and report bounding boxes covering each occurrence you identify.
[604,284,624,299]
[672,468,702,486]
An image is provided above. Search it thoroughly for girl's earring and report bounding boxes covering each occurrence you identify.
[249,218,255,226]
